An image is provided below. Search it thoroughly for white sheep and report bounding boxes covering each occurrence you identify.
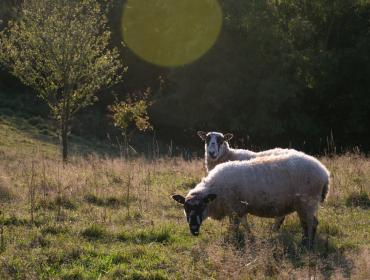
[172,151,330,248]
[197,131,293,230]
[197,131,291,173]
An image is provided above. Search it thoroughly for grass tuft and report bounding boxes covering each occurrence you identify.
[108,267,169,280]
[29,234,50,248]
[46,247,83,266]
[38,196,77,211]
[84,194,105,206]
[111,252,131,265]
[84,193,132,208]
[60,267,87,280]
[0,215,28,226]
[346,192,370,209]
[81,224,108,240]
[117,227,173,244]
[41,224,68,235]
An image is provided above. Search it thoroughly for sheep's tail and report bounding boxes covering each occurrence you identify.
[321,177,331,203]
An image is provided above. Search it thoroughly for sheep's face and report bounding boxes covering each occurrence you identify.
[197,131,233,160]
[172,193,217,236]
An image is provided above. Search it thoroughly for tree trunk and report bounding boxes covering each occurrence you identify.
[60,119,69,163]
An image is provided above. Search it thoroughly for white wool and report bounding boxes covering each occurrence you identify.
[188,151,330,220]
[204,139,293,173]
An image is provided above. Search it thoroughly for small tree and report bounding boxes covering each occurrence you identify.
[109,92,152,157]
[0,0,124,162]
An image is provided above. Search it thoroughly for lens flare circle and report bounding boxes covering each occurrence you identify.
[122,0,222,67]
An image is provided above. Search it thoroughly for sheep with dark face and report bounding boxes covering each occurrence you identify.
[197,131,293,230]
[197,131,290,173]
[172,151,330,248]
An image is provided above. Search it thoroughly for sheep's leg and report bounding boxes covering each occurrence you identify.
[228,214,241,232]
[310,216,318,247]
[272,216,285,231]
[228,214,247,246]
[300,219,309,247]
[241,216,252,235]
[298,212,318,249]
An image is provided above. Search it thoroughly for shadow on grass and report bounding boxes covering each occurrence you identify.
[219,223,354,279]
[81,224,110,241]
[84,193,136,208]
[37,196,78,211]
[0,215,28,226]
[272,231,353,279]
[346,192,370,209]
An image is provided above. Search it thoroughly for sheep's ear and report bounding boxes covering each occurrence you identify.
[172,194,185,204]
[203,194,217,204]
[224,133,233,142]
[197,131,207,141]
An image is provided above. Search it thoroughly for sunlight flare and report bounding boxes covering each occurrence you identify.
[122,0,222,67]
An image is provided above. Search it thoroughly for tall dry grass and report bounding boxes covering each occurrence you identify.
[0,147,369,279]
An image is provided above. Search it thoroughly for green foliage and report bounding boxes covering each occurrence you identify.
[0,0,123,118]
[0,0,124,160]
[1,0,370,152]
[150,0,370,151]
[110,96,152,132]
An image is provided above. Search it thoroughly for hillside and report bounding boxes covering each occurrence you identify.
[2,1,370,152]
[0,112,369,279]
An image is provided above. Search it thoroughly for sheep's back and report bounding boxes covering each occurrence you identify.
[205,153,329,218]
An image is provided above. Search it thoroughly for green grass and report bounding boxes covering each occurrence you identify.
[0,114,369,279]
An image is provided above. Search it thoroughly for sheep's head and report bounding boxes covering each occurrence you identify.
[197,131,233,160]
[172,193,217,236]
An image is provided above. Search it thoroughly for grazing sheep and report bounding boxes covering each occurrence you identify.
[172,151,330,248]
[197,131,293,230]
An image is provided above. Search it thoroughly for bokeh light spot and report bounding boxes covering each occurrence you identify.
[122,0,222,67]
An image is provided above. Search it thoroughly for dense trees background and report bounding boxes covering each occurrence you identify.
[1,0,370,154]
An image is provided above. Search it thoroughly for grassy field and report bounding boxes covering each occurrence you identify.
[0,116,369,279]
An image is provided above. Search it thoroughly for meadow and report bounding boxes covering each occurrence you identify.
[0,117,369,279]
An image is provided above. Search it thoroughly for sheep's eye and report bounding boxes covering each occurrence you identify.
[206,135,211,143]
[217,137,224,144]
